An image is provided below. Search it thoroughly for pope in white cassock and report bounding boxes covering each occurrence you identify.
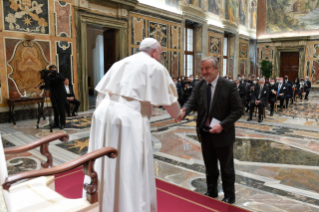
[84,38,181,212]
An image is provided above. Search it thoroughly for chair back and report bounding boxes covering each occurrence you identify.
[0,134,12,212]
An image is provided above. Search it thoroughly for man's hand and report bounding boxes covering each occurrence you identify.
[255,100,260,105]
[209,124,223,134]
[279,93,283,96]
[175,108,186,123]
[272,91,276,94]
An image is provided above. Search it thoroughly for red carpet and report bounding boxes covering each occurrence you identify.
[55,168,251,212]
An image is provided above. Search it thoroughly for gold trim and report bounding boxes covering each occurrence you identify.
[54,169,82,180]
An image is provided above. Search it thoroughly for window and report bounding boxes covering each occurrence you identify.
[223,36,228,76]
[184,25,194,77]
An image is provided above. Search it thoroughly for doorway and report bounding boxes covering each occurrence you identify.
[280,52,299,80]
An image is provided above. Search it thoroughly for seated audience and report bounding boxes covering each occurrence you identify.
[247,78,269,123]
[277,77,287,111]
[268,78,278,116]
[64,78,81,117]
[304,76,311,100]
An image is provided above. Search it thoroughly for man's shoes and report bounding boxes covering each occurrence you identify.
[222,197,235,204]
[258,119,263,123]
[270,112,273,116]
[72,112,77,117]
[204,191,218,198]
[247,118,252,121]
[67,114,71,117]
[60,125,65,130]
[50,123,59,128]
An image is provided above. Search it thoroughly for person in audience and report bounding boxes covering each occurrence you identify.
[234,79,240,89]
[268,78,278,116]
[237,74,241,81]
[180,82,192,106]
[298,78,305,99]
[292,77,300,102]
[64,78,80,117]
[304,76,311,100]
[284,75,292,85]
[247,78,269,123]
[284,76,293,108]
[238,76,247,111]
[240,74,246,84]
[245,77,253,112]
[84,38,181,212]
[277,77,287,111]
[173,77,182,99]
[176,56,243,204]
[275,77,279,85]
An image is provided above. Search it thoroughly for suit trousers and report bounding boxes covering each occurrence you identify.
[65,99,80,116]
[52,101,65,126]
[279,96,285,108]
[200,131,235,198]
[270,100,276,113]
[305,90,310,99]
[249,102,264,119]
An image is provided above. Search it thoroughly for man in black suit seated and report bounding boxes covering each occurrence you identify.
[64,78,80,117]
[245,77,253,112]
[304,76,312,100]
[176,57,243,204]
[238,76,247,110]
[277,77,288,111]
[247,78,269,123]
[268,78,278,116]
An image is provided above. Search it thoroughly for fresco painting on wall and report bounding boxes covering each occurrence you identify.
[313,44,319,58]
[7,40,50,99]
[166,0,180,9]
[171,26,181,49]
[261,46,273,60]
[239,42,248,58]
[312,60,319,84]
[148,21,168,47]
[250,0,257,29]
[195,26,202,53]
[132,18,145,45]
[225,0,237,24]
[209,36,221,54]
[208,0,220,15]
[161,51,169,70]
[266,0,319,33]
[3,0,49,34]
[56,41,73,81]
[239,0,247,26]
[171,52,180,77]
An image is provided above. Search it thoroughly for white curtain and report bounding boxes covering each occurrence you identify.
[93,34,104,96]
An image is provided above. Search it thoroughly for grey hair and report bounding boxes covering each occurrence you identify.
[259,78,265,82]
[201,57,219,69]
[140,42,161,53]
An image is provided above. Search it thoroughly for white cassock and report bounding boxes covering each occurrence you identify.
[83,52,180,212]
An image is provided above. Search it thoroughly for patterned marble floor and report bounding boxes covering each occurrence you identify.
[2,94,319,211]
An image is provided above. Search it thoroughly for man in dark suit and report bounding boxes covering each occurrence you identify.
[238,76,246,109]
[304,76,312,100]
[245,77,253,112]
[176,57,243,204]
[247,78,269,123]
[277,77,288,111]
[268,78,278,116]
[64,78,80,117]
[284,75,292,85]
[284,79,293,109]
[48,65,66,129]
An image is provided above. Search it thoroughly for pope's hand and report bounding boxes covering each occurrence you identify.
[175,108,186,123]
[209,124,223,134]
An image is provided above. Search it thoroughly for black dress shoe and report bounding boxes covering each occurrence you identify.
[258,119,262,123]
[72,113,77,117]
[60,125,65,130]
[247,118,252,121]
[204,191,218,198]
[222,197,235,204]
[270,112,273,116]
[50,123,59,128]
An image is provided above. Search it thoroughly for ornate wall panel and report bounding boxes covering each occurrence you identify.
[307,60,310,76]
[171,52,180,78]
[54,1,72,37]
[56,41,73,81]
[161,51,169,70]
[261,46,273,60]
[131,17,145,45]
[313,44,319,59]
[208,36,221,54]
[148,21,168,47]
[239,59,247,75]
[171,26,181,49]
[3,0,49,34]
[195,26,202,53]
[312,60,319,84]
[239,42,248,58]
[207,31,223,73]
[6,40,50,99]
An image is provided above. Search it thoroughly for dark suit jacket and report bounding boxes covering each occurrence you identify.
[238,81,246,97]
[183,77,243,147]
[65,84,75,98]
[284,82,293,98]
[251,85,269,106]
[304,80,311,92]
[278,84,288,98]
[50,72,66,102]
[268,84,278,102]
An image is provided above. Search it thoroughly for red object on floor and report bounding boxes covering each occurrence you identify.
[54,168,251,211]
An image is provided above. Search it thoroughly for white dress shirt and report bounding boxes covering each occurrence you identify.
[65,85,70,94]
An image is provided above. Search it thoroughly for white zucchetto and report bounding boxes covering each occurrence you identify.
[139,38,158,50]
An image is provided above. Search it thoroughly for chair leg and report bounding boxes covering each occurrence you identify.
[263,107,266,119]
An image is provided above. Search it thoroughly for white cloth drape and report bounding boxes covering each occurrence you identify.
[93,34,104,96]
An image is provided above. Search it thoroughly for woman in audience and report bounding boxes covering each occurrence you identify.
[292,77,300,102]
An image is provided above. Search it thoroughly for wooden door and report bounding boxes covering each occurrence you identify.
[104,29,116,74]
[280,52,299,81]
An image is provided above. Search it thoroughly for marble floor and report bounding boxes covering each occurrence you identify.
[2,93,319,211]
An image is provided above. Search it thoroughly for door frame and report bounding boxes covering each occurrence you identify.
[273,46,305,80]
[75,8,128,111]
